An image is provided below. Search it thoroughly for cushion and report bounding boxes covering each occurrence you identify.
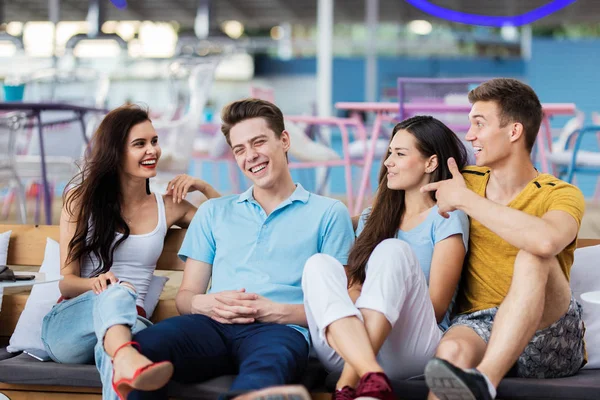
[7,238,61,353]
[570,244,600,369]
[0,230,10,265]
[0,354,326,396]
[0,352,102,387]
[496,370,600,400]
[144,275,169,318]
[326,371,600,400]
[0,347,18,361]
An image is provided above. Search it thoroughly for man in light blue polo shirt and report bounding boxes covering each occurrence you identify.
[130,99,354,399]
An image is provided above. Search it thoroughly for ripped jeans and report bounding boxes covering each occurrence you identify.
[41,283,151,399]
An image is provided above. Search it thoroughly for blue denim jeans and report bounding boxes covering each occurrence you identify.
[129,314,309,400]
[41,283,151,400]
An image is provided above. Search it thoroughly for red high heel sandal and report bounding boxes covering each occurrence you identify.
[111,341,174,400]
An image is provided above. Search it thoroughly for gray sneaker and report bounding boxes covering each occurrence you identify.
[425,358,492,400]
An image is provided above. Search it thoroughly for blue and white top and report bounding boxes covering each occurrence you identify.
[356,205,469,331]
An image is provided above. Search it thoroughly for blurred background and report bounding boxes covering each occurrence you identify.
[1,0,600,237]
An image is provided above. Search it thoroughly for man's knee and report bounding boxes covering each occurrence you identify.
[435,337,481,369]
[235,345,308,391]
[512,250,567,301]
[133,316,189,360]
[245,342,308,381]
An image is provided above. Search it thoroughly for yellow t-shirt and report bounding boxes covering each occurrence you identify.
[457,166,586,314]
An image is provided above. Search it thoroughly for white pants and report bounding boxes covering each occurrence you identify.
[302,239,442,380]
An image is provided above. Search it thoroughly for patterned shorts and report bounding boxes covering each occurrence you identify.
[450,296,586,379]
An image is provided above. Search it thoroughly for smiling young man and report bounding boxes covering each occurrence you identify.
[128,99,355,399]
[421,78,586,400]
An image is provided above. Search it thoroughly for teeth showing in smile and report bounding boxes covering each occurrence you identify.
[141,160,156,165]
[251,163,267,173]
[473,147,482,154]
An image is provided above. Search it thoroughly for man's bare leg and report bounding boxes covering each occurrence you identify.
[477,250,571,387]
[426,250,571,399]
[426,326,487,400]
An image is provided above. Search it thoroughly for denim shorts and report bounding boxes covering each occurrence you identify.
[450,296,586,379]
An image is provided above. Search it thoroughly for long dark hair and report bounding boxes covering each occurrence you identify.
[64,104,150,276]
[346,115,468,286]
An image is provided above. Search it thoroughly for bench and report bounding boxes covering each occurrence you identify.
[0,224,598,399]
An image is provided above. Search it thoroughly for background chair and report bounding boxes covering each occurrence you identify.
[546,110,586,178]
[563,125,600,200]
[0,112,29,224]
[2,67,110,223]
[150,58,221,194]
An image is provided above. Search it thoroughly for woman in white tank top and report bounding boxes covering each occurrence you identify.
[40,105,221,400]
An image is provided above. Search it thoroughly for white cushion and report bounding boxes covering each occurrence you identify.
[0,230,10,266]
[570,244,600,369]
[7,238,61,353]
[0,230,10,312]
[144,275,169,319]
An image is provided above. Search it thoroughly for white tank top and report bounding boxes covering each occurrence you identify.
[80,192,167,308]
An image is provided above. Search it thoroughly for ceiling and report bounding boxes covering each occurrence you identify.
[4,0,598,28]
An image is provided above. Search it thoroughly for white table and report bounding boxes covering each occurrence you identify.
[581,291,600,305]
[0,271,62,288]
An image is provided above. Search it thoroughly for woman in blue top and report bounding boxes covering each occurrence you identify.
[302,116,470,400]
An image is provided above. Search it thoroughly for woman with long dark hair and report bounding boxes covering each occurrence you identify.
[303,116,470,400]
[40,104,220,400]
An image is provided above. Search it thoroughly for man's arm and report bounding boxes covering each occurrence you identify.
[175,199,256,323]
[261,302,307,327]
[176,258,259,324]
[214,294,308,327]
[422,158,582,258]
[175,258,212,315]
[456,191,579,258]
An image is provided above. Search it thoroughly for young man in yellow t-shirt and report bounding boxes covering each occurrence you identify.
[421,78,586,400]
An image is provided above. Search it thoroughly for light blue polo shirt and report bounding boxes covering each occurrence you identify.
[178,183,355,341]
